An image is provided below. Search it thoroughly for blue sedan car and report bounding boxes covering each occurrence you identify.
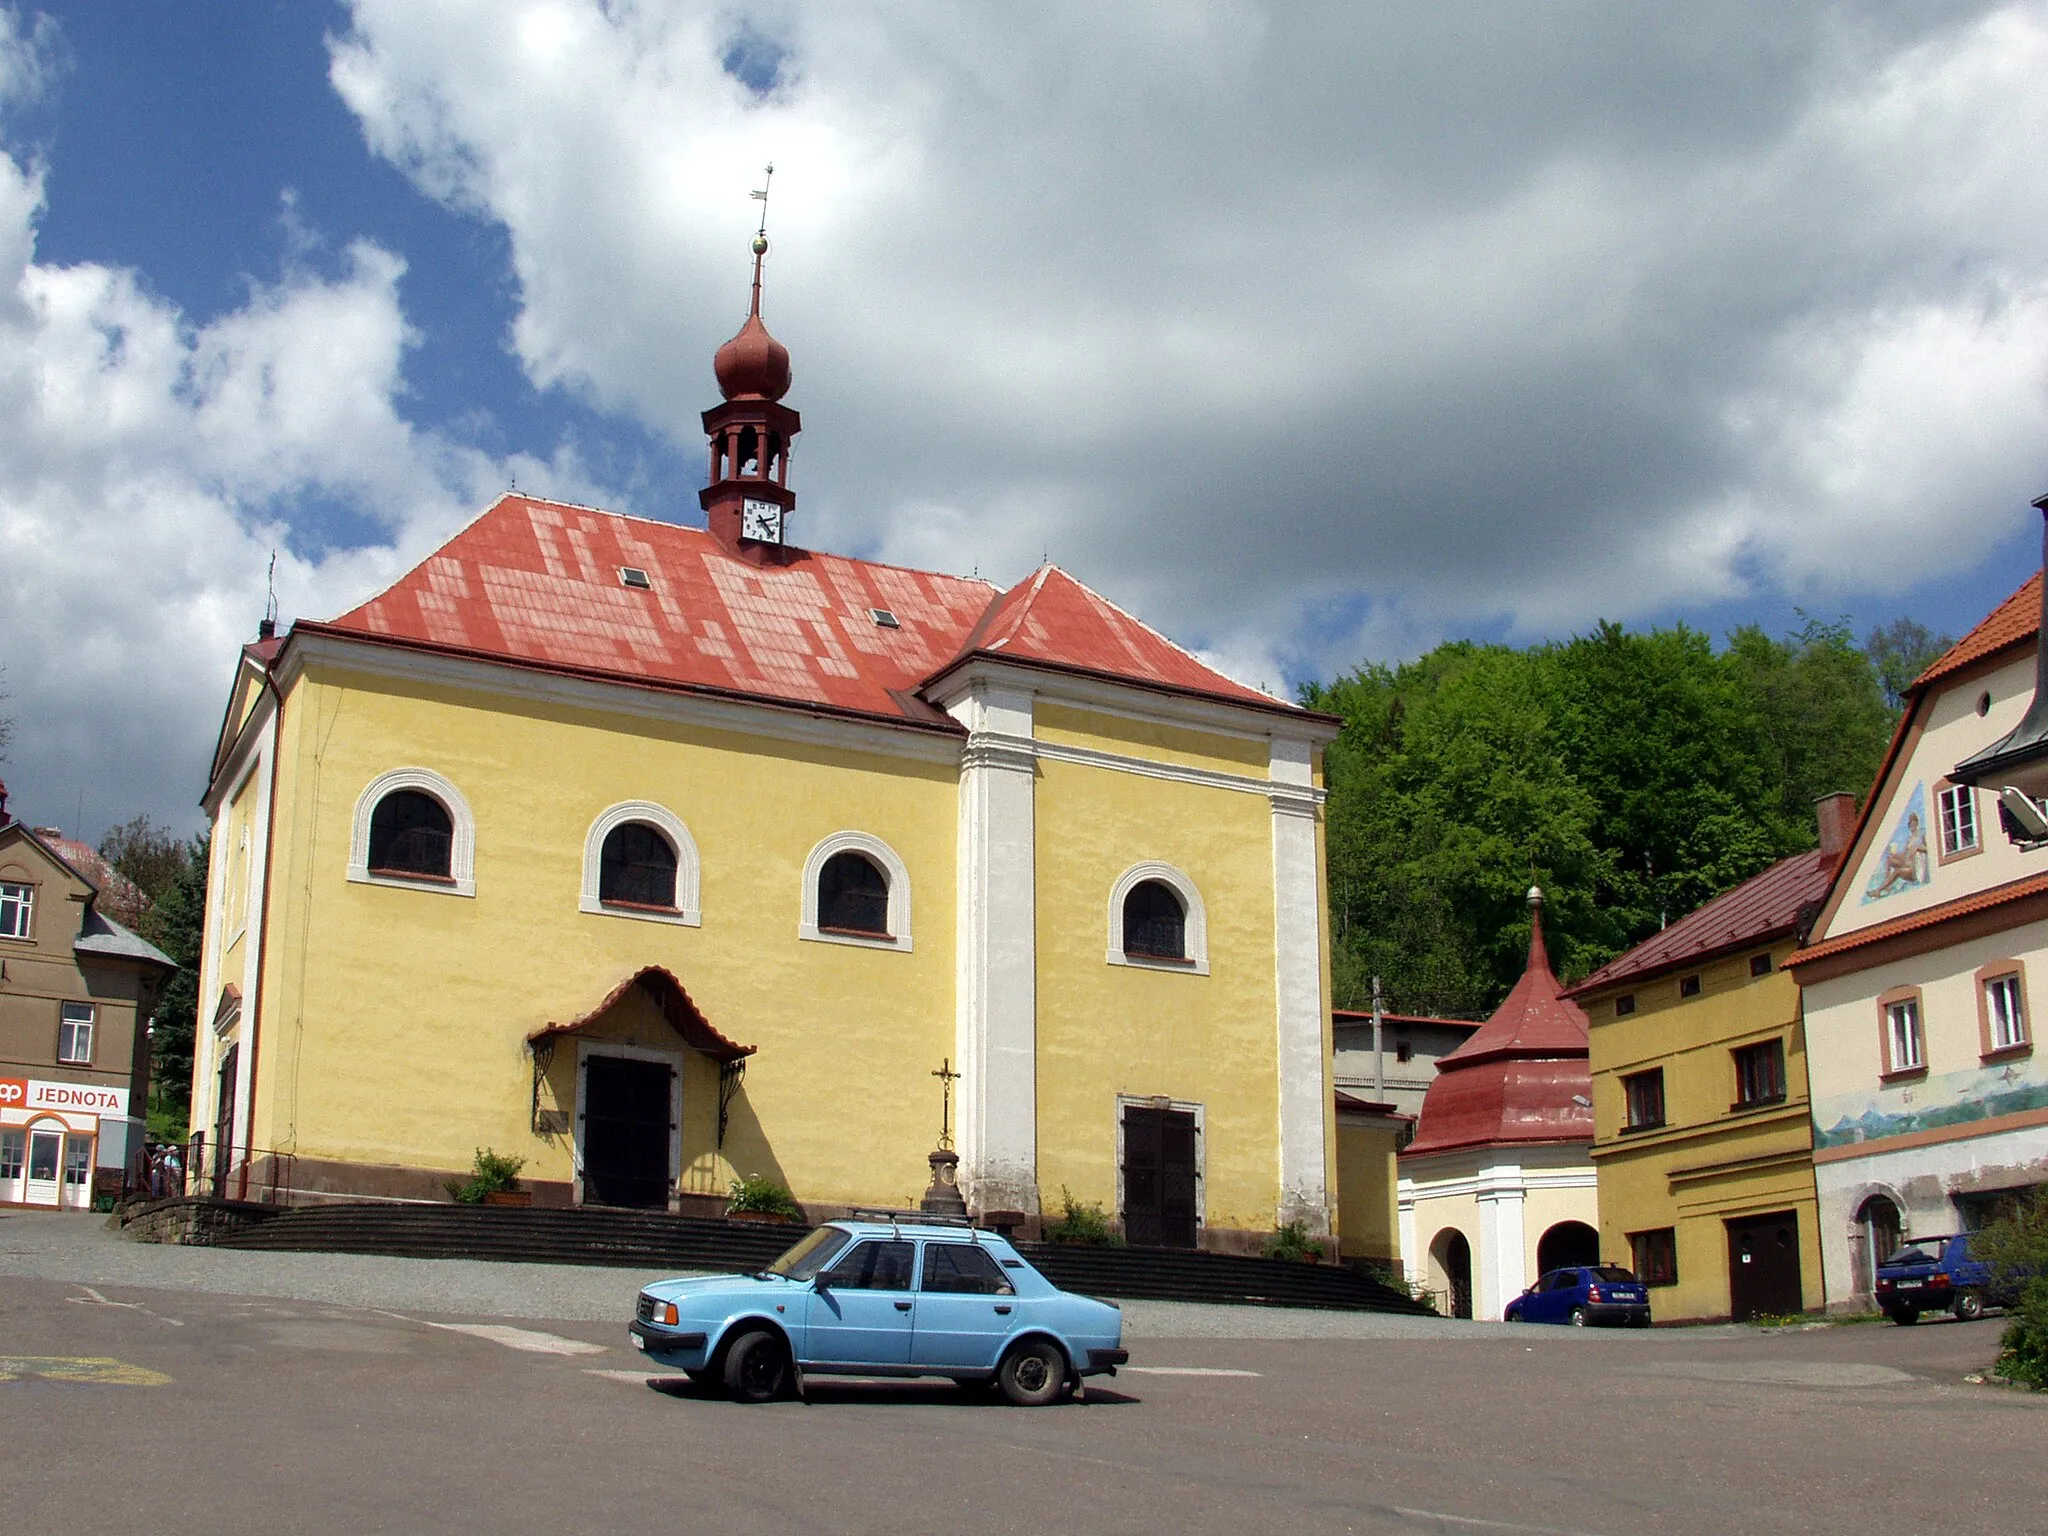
[1503,1265,1652,1327]
[628,1216,1128,1404]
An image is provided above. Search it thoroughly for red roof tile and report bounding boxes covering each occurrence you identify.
[529,966,753,1062]
[1787,871,2048,969]
[1564,847,1836,996]
[313,496,1295,728]
[1911,571,2039,694]
[1403,899,1593,1159]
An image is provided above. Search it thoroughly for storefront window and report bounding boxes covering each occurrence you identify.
[63,1135,91,1188]
[0,1130,22,1181]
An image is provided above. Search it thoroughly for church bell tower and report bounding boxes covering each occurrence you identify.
[702,167,799,556]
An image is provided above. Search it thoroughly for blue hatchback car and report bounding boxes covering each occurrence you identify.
[629,1216,1128,1404]
[1503,1265,1652,1327]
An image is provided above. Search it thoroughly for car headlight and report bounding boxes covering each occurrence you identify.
[653,1301,679,1327]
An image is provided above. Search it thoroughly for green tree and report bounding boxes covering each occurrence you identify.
[1865,616,1954,714]
[1728,614,1894,829]
[138,835,208,1135]
[99,814,190,907]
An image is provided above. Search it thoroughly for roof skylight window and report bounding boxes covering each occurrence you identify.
[619,567,652,590]
[869,608,901,629]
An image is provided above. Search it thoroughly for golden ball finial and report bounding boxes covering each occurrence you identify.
[752,234,769,256]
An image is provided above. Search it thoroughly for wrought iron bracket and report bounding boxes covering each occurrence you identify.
[530,1037,558,1136]
[718,1057,747,1149]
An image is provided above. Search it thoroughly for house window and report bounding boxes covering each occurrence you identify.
[1614,994,1636,1017]
[0,1130,22,1181]
[1630,1228,1678,1287]
[1749,953,1772,978]
[818,850,890,936]
[1979,965,2031,1056]
[0,881,31,939]
[1122,880,1187,960]
[1394,1040,1413,1064]
[1732,1038,1786,1107]
[1881,992,1925,1075]
[63,1135,91,1189]
[1623,1068,1666,1131]
[367,790,454,879]
[1937,783,1979,858]
[58,1002,95,1065]
[598,823,677,909]
[1679,974,1702,999]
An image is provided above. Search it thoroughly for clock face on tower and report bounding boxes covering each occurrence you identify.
[740,497,784,544]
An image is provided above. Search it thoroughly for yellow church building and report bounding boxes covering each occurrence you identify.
[190,242,1341,1252]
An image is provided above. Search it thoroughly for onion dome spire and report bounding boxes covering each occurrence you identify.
[713,162,792,402]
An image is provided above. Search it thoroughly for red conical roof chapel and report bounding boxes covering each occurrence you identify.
[1402,887,1594,1159]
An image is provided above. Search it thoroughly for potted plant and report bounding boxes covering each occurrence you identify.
[1262,1219,1328,1264]
[447,1148,528,1206]
[726,1174,802,1223]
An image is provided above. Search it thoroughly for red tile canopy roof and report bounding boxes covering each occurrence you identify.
[310,496,1296,728]
[1402,892,1593,1159]
[1564,846,1836,997]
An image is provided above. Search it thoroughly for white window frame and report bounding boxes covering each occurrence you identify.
[0,1129,23,1181]
[1937,783,1979,857]
[799,832,912,952]
[57,1002,95,1065]
[579,802,702,926]
[347,767,477,897]
[1106,861,1209,975]
[0,880,32,939]
[1986,973,2027,1052]
[1885,997,1924,1073]
[62,1133,92,1188]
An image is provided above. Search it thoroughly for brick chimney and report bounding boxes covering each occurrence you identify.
[1816,792,1857,861]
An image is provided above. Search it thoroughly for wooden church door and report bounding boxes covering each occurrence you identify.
[1121,1104,1198,1248]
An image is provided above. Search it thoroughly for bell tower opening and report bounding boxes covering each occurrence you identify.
[702,164,800,560]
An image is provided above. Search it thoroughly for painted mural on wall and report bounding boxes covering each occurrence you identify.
[1813,1056,2048,1150]
[1861,781,1930,904]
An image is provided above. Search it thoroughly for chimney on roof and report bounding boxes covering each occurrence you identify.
[257,616,276,641]
[1816,792,1856,860]
[0,779,8,826]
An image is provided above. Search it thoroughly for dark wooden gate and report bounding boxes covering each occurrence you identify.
[1122,1104,1198,1248]
[581,1055,673,1209]
[1726,1210,1803,1321]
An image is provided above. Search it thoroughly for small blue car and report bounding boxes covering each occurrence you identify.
[1503,1265,1652,1327]
[1874,1234,2013,1324]
[629,1216,1128,1404]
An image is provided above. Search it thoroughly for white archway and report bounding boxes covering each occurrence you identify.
[579,801,702,926]
[1106,860,1209,974]
[800,831,913,951]
[347,767,476,897]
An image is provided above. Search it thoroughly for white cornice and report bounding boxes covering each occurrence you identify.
[991,731,1328,805]
[923,656,1339,746]
[281,631,964,767]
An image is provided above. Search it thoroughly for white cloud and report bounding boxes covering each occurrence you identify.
[0,18,609,834]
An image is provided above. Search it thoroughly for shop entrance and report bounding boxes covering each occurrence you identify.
[580,1054,674,1209]
[1726,1210,1803,1321]
[25,1126,63,1207]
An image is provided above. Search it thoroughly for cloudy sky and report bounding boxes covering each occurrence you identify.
[4,1,2047,841]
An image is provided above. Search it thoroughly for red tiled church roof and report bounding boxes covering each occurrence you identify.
[1911,571,2039,694]
[1402,891,1593,1159]
[1564,846,1836,996]
[311,495,1290,728]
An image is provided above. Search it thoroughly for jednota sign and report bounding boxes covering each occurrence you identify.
[0,1079,127,1116]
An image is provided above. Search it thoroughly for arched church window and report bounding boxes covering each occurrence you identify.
[1123,880,1186,960]
[599,823,678,909]
[368,790,453,879]
[818,851,890,936]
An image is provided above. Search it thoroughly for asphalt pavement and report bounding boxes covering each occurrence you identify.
[2,1210,2040,1535]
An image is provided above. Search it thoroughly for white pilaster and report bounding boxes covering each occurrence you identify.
[1270,736,1331,1233]
[1475,1162,1529,1321]
[950,683,1040,1215]
[1397,1178,1420,1286]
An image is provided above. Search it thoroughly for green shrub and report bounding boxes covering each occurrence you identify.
[1262,1219,1329,1263]
[1042,1186,1122,1246]
[726,1175,803,1218]
[1971,1190,2048,1387]
[446,1147,525,1204]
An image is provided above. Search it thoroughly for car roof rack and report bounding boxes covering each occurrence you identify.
[843,1206,977,1232]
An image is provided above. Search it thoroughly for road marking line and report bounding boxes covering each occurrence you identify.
[1122,1366,1261,1377]
[0,1355,172,1387]
[587,1368,671,1384]
[67,1285,185,1325]
[422,1322,607,1356]
[1390,1508,1603,1536]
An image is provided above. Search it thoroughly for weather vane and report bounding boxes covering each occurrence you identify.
[932,1057,960,1152]
[750,162,774,245]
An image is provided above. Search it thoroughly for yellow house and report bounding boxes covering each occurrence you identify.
[189,251,1342,1253]
[1565,799,1851,1321]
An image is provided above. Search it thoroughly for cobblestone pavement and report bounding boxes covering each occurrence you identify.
[4,1210,1716,1339]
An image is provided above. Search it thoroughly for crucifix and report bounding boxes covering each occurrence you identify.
[932,1057,960,1152]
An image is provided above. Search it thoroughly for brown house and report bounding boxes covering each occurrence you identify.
[0,787,175,1208]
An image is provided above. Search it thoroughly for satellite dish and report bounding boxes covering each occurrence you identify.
[2001,786,2048,843]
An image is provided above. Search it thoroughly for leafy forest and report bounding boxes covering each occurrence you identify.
[1302,617,1955,1020]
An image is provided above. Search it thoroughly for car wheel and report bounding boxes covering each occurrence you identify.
[723,1329,790,1403]
[1954,1289,1985,1322]
[1568,1307,1590,1328]
[997,1339,1070,1407]
[1889,1308,1919,1326]
[1504,1305,1521,1323]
